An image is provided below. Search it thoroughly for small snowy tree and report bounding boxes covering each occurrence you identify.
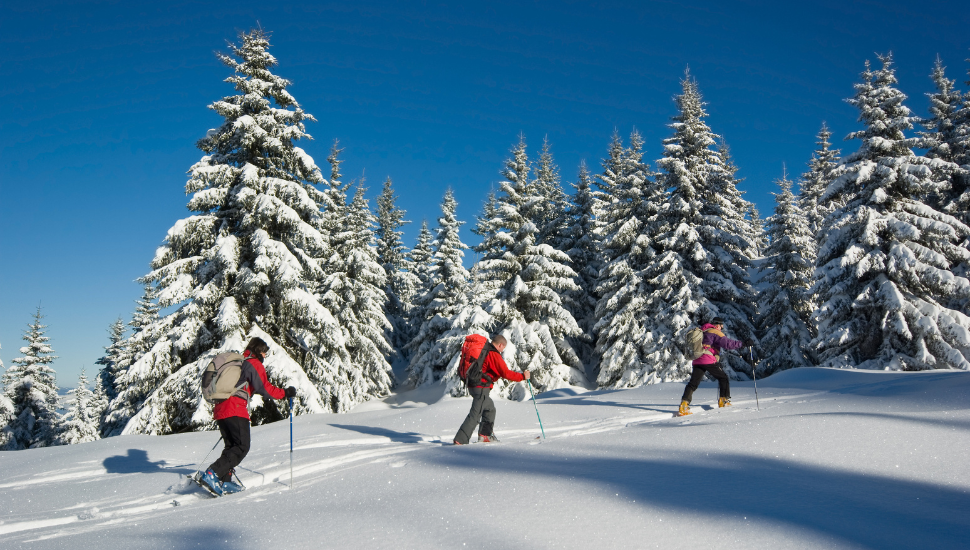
[560,161,601,372]
[798,124,842,254]
[813,54,970,371]
[94,318,127,402]
[532,137,571,248]
[375,177,418,359]
[3,307,61,449]
[757,174,816,374]
[0,344,12,449]
[406,189,472,388]
[58,369,100,445]
[921,57,970,222]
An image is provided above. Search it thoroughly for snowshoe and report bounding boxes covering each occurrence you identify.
[678,400,692,417]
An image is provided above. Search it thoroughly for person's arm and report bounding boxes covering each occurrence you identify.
[488,353,525,383]
[710,333,743,351]
[241,360,286,400]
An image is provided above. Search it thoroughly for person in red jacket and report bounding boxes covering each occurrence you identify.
[679,317,745,416]
[453,334,530,445]
[199,337,296,495]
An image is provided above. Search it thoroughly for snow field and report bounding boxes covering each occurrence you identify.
[0,368,968,549]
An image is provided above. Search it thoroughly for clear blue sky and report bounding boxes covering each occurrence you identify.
[2,0,968,387]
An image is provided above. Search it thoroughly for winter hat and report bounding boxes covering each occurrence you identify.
[710,317,725,325]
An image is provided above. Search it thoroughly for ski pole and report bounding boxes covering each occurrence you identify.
[750,347,760,411]
[193,436,223,479]
[289,396,294,489]
[526,379,546,439]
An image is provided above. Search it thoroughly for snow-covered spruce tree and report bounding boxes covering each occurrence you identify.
[799,124,844,244]
[58,369,100,445]
[375,177,419,360]
[317,181,394,408]
[406,189,472,388]
[532,137,571,248]
[715,141,765,259]
[648,72,756,380]
[560,161,601,372]
[593,130,667,387]
[921,57,970,222]
[94,318,127,403]
[0,344,12,449]
[114,30,337,435]
[475,137,585,398]
[756,174,816,374]
[813,54,970,371]
[2,308,60,449]
[408,220,436,313]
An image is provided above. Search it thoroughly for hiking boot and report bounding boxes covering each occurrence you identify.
[221,480,245,494]
[478,433,500,443]
[453,439,465,445]
[718,397,732,408]
[199,468,224,496]
[678,400,691,416]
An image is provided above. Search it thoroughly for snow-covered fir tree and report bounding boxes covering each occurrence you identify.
[647,72,756,380]
[756,173,816,374]
[593,131,666,388]
[560,161,601,372]
[317,180,395,408]
[921,57,970,222]
[2,308,61,449]
[110,29,339,434]
[0,344,12,449]
[409,220,436,307]
[798,123,843,251]
[813,54,970,371]
[715,141,764,259]
[375,177,419,360]
[475,137,585,397]
[94,318,127,403]
[58,369,100,445]
[532,137,571,248]
[406,189,472,388]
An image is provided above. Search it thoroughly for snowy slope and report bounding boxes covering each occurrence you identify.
[1,369,968,549]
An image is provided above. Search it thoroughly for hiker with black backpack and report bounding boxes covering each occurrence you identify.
[453,334,530,445]
[199,337,297,495]
[679,317,745,417]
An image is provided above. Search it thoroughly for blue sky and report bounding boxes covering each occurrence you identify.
[2,0,968,386]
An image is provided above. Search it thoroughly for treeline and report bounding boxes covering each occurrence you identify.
[2,29,969,448]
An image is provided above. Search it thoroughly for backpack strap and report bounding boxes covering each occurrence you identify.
[468,342,496,388]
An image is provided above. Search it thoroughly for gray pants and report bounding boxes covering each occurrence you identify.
[454,387,496,444]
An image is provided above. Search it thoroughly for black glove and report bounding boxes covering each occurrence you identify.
[285,386,297,398]
[744,340,755,348]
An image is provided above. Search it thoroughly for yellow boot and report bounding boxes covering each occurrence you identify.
[718,397,732,408]
[678,400,691,416]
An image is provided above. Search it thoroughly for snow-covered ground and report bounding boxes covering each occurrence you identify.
[1,368,968,549]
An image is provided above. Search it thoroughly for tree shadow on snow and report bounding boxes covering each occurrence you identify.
[149,526,237,549]
[328,424,430,443]
[766,411,970,432]
[102,449,194,475]
[427,448,970,549]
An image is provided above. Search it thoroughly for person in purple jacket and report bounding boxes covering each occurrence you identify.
[679,317,744,416]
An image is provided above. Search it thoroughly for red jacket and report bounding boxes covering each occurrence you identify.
[476,349,525,388]
[213,351,286,421]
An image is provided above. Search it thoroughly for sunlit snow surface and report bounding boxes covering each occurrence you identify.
[1,368,968,549]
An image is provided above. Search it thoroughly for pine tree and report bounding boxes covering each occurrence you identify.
[560,161,601,372]
[476,137,585,398]
[318,181,395,408]
[532,137,571,248]
[798,123,843,251]
[406,189,472,388]
[593,131,666,387]
[375,177,419,360]
[921,57,970,222]
[94,318,127,402]
[58,369,100,445]
[648,72,757,380]
[3,307,61,449]
[0,344,12,449]
[110,29,337,434]
[813,54,970,371]
[757,174,816,374]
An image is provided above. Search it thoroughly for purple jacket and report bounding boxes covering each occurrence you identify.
[692,323,743,366]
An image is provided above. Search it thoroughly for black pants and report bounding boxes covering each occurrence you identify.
[681,364,730,404]
[454,386,496,444]
[209,416,251,481]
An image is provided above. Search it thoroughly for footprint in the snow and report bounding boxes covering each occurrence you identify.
[679,419,693,425]
[390,461,407,468]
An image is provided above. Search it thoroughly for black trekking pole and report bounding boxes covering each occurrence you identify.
[750,347,760,411]
[192,436,223,480]
[289,397,294,489]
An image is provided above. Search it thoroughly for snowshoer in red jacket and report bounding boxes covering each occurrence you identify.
[453,334,530,445]
[679,318,744,416]
[199,337,296,495]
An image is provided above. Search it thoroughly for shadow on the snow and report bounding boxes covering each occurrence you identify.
[767,411,970,431]
[536,395,676,415]
[152,526,236,548]
[329,424,430,443]
[103,449,194,475]
[426,447,970,549]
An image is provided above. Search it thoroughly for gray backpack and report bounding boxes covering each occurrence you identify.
[684,328,707,360]
[201,352,250,404]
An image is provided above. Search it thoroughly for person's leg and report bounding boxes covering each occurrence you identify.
[454,387,487,444]
[681,366,706,404]
[209,416,251,480]
[708,364,731,399]
[478,389,496,436]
